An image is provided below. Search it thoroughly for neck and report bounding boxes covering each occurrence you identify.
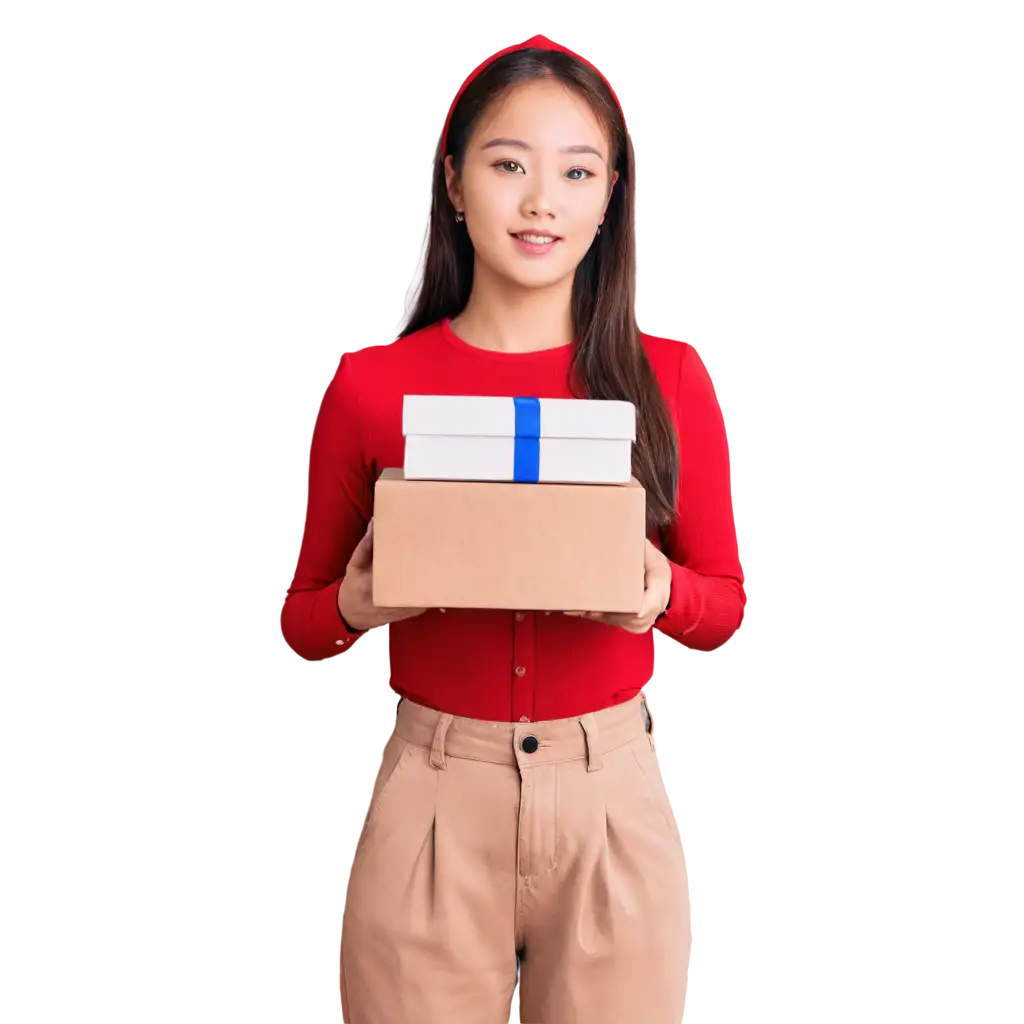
[451,269,575,353]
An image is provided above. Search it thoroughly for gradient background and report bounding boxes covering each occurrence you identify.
[2,4,1020,1021]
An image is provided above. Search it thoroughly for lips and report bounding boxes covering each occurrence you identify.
[512,232,561,242]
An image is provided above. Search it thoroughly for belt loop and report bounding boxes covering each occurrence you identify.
[579,713,603,772]
[430,713,454,770]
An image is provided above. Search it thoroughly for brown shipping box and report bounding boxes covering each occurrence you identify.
[372,467,646,613]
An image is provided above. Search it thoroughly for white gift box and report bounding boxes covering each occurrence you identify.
[402,395,636,484]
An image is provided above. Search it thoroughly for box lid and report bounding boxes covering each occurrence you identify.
[377,467,642,488]
[402,395,636,441]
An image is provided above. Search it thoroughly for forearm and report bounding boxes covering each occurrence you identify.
[281,576,368,661]
[280,351,374,662]
[655,556,745,652]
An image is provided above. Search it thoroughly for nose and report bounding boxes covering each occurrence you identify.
[520,183,555,221]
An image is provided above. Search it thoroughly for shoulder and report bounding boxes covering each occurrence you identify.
[639,329,725,428]
[638,328,709,392]
[330,319,443,391]
[639,328,691,366]
[317,322,445,447]
[337,319,442,373]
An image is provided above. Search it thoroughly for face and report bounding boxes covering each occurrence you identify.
[444,77,619,289]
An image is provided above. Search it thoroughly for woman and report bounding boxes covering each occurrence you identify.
[281,33,746,1024]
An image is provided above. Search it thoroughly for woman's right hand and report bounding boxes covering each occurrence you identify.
[337,518,429,631]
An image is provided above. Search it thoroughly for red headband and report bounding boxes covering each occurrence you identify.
[440,33,626,158]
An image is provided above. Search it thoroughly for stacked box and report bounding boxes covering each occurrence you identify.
[371,395,646,612]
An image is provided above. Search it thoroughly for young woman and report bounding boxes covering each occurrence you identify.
[281,34,746,1024]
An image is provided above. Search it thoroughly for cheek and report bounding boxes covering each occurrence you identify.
[577,194,608,231]
[467,224,512,269]
[558,200,606,252]
[550,188,600,223]
[464,198,513,248]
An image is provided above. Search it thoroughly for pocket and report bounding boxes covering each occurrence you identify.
[639,692,660,754]
[627,737,683,850]
[355,732,412,852]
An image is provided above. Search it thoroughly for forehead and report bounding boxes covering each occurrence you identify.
[470,78,608,152]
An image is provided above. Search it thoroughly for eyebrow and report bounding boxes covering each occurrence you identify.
[480,137,606,161]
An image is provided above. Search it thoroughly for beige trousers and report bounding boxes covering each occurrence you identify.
[340,692,692,1023]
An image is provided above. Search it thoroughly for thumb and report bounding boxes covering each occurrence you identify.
[348,518,374,569]
[636,584,662,620]
[643,536,659,568]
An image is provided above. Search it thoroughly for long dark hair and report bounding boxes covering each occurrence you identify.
[398,47,679,535]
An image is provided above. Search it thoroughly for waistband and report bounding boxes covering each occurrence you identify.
[393,691,655,771]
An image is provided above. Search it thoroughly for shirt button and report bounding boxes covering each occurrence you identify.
[335,639,346,645]
[439,608,446,613]
[515,611,525,621]
[519,715,531,723]
[515,666,526,677]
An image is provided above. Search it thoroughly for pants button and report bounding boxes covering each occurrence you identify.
[520,735,539,754]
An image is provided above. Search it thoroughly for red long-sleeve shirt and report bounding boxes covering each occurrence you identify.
[281,316,745,722]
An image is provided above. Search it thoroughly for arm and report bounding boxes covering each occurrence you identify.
[654,343,746,651]
[280,352,374,660]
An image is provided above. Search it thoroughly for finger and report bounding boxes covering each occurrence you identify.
[636,584,664,620]
[643,536,657,567]
[390,608,423,620]
[349,538,373,572]
[605,612,646,632]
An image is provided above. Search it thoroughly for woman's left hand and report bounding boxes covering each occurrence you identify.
[562,538,672,634]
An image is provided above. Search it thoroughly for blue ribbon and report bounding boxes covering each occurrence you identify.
[513,396,541,482]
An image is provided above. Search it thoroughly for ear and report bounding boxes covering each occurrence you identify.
[600,170,620,222]
[443,155,463,213]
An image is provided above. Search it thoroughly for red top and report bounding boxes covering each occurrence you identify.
[280,317,746,722]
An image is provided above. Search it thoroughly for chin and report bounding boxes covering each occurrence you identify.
[507,268,572,291]
[501,254,577,286]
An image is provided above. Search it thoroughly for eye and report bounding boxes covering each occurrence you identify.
[495,159,524,174]
[566,167,594,181]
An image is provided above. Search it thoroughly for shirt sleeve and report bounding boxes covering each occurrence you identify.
[654,342,746,651]
[280,352,374,660]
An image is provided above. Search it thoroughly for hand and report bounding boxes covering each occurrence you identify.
[562,537,671,634]
[338,518,429,631]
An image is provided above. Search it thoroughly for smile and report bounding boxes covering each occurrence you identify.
[512,233,561,255]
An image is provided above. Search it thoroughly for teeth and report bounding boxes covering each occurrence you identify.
[519,234,556,244]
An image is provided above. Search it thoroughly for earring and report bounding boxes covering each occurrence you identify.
[597,223,602,235]
[455,211,464,222]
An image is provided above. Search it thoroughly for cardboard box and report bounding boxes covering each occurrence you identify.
[402,394,635,484]
[371,468,646,612]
